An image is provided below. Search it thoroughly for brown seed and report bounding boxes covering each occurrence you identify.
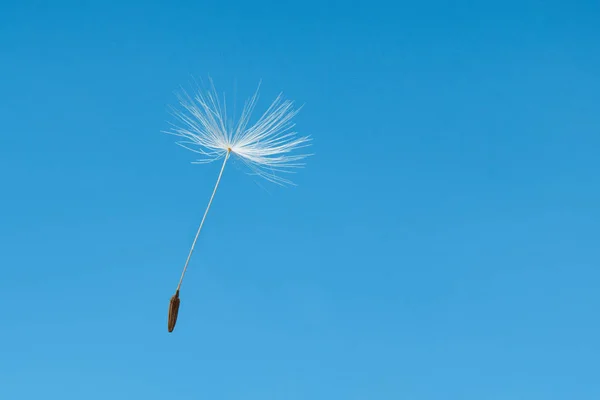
[168,290,181,333]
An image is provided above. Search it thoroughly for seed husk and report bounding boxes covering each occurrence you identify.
[168,290,181,333]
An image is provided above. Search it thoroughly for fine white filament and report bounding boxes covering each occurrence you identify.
[166,80,311,185]
[165,80,311,292]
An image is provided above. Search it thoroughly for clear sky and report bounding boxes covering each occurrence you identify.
[1,1,599,399]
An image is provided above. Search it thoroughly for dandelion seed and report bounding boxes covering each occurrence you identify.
[163,79,311,332]
[167,290,180,333]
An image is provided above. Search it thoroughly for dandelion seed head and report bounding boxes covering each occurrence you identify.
[165,80,312,185]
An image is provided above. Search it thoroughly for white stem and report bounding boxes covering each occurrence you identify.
[176,150,230,292]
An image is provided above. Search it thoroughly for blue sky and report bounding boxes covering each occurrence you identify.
[1,1,599,398]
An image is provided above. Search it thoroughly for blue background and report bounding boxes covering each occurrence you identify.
[1,1,599,398]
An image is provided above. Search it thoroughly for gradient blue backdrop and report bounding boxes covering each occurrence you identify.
[1,1,599,399]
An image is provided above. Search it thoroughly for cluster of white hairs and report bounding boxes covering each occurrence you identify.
[165,80,312,185]
[163,79,312,332]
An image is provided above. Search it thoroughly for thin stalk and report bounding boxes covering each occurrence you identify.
[176,149,230,292]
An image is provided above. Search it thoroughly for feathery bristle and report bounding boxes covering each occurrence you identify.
[165,80,312,186]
